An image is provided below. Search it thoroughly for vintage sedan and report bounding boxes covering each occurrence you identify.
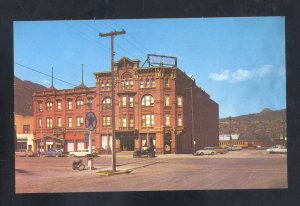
[15,149,38,157]
[227,145,242,151]
[195,147,217,156]
[133,145,156,158]
[40,149,63,157]
[267,145,287,154]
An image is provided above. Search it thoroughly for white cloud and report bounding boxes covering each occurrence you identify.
[232,69,253,81]
[209,70,230,81]
[41,79,50,85]
[209,64,275,82]
[255,64,273,77]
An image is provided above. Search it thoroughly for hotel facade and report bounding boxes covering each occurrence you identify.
[32,57,219,154]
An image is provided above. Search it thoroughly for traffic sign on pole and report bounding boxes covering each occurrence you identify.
[85,112,97,131]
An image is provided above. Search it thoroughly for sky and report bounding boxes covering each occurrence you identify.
[14,17,286,118]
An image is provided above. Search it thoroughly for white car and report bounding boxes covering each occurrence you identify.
[266,145,287,154]
[69,149,97,157]
[195,147,217,156]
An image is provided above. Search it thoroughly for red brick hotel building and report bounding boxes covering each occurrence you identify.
[33,57,219,154]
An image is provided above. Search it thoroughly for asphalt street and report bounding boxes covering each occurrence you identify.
[15,149,287,193]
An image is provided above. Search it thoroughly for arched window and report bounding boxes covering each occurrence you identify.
[165,78,170,88]
[140,79,144,88]
[145,79,150,88]
[141,94,154,106]
[46,100,53,111]
[151,78,156,87]
[101,82,105,90]
[103,97,112,108]
[76,98,84,109]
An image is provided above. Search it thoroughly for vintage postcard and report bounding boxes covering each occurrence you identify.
[14,17,286,193]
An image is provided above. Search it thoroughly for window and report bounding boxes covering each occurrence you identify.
[177,96,183,107]
[57,117,62,127]
[130,80,133,89]
[46,118,53,128]
[141,95,154,106]
[140,79,144,88]
[142,114,155,127]
[165,114,170,126]
[38,102,42,112]
[76,116,83,127]
[129,115,134,127]
[106,82,110,90]
[151,78,155,87]
[68,117,72,128]
[101,82,105,90]
[102,116,111,127]
[103,97,112,108]
[122,96,127,107]
[165,95,170,106]
[46,102,53,111]
[145,79,150,88]
[68,100,72,110]
[23,125,30,133]
[178,114,183,126]
[57,100,62,110]
[121,80,133,90]
[39,118,42,128]
[165,78,170,88]
[125,81,129,89]
[122,116,127,127]
[87,98,93,109]
[129,96,134,107]
[76,99,84,109]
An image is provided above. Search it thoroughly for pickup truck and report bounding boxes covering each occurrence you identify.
[40,149,63,157]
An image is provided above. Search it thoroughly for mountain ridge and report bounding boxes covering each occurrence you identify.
[14,76,47,116]
[219,108,286,142]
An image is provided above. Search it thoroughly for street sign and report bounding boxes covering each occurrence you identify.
[85,112,97,131]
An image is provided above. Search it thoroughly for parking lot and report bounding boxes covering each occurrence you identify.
[15,149,287,193]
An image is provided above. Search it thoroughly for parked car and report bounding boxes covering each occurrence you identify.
[204,147,228,154]
[267,145,287,154]
[133,145,155,158]
[227,145,242,151]
[266,145,281,152]
[256,145,267,150]
[69,149,98,157]
[15,149,38,157]
[40,149,63,157]
[195,147,217,156]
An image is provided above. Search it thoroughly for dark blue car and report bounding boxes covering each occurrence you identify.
[40,149,63,157]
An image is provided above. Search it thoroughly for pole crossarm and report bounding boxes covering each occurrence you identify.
[99,29,126,37]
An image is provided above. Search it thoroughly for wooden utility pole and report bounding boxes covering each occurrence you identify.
[229,116,232,146]
[190,87,195,154]
[100,29,126,172]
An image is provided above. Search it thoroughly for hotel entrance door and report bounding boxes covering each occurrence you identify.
[120,136,134,151]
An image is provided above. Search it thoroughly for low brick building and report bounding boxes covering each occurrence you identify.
[33,56,219,154]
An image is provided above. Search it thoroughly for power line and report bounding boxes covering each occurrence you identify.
[14,62,77,87]
[104,21,152,54]
[80,21,141,60]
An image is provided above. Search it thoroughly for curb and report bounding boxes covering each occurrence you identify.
[96,170,132,176]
